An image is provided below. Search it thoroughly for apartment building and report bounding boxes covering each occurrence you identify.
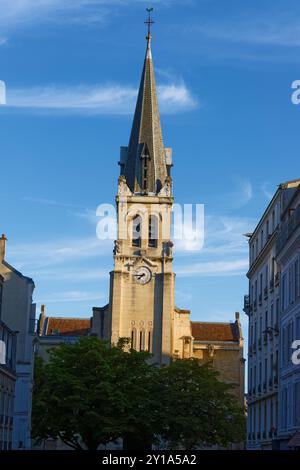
[276,184,300,449]
[245,179,300,450]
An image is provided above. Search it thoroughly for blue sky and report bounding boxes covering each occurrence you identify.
[1,0,300,343]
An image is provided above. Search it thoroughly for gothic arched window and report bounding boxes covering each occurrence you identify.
[131,329,137,350]
[147,331,152,352]
[132,215,142,247]
[139,330,145,351]
[148,215,158,248]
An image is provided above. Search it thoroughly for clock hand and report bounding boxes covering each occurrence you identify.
[134,273,145,279]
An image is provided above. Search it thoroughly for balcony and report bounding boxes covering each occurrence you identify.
[263,382,267,392]
[257,432,261,440]
[258,384,261,394]
[269,330,273,341]
[263,431,267,439]
[244,295,252,315]
[269,377,273,389]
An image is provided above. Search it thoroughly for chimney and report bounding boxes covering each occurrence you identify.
[0,234,7,262]
[235,312,240,322]
[38,304,46,336]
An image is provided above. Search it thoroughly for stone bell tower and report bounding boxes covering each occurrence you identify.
[108,17,175,364]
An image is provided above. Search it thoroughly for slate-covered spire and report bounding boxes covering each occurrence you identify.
[121,14,169,194]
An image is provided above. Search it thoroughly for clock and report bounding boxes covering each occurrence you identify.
[133,266,152,285]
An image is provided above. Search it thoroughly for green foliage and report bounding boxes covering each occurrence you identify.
[158,359,246,449]
[32,338,245,450]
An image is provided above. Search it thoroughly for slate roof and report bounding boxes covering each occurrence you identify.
[191,321,240,343]
[123,37,168,194]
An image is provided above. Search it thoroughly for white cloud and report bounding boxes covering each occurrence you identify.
[0,37,7,45]
[0,0,183,32]
[229,178,253,209]
[8,236,112,271]
[239,180,253,206]
[32,268,107,282]
[195,14,300,48]
[5,82,196,114]
[22,196,99,224]
[159,83,197,113]
[177,259,248,277]
[261,181,274,201]
[40,289,105,303]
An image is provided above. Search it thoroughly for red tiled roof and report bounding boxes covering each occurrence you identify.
[191,322,239,343]
[45,317,91,337]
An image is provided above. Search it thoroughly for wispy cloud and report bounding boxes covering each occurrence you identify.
[0,0,185,32]
[261,181,274,201]
[4,82,196,115]
[177,259,248,277]
[22,196,99,223]
[8,237,112,271]
[0,37,7,45]
[195,13,300,48]
[40,289,105,303]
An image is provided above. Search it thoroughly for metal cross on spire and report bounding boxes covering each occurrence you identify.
[145,7,154,43]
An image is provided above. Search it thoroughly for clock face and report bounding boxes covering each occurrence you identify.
[133,266,152,285]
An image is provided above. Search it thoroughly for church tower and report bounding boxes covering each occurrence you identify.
[109,15,175,364]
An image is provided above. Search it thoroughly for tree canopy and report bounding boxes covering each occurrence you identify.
[32,337,245,450]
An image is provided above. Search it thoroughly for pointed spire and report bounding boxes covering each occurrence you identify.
[122,9,169,194]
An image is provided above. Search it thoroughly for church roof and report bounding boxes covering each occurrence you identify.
[43,317,91,337]
[191,322,240,343]
[122,33,168,194]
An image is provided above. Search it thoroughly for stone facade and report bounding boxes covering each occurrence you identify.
[276,185,300,449]
[245,179,300,450]
[92,32,245,404]
[0,234,36,450]
[0,313,17,450]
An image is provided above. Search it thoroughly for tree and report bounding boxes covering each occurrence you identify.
[32,337,159,450]
[158,359,246,449]
[32,338,245,450]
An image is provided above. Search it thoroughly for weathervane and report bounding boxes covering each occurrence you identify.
[145,7,154,42]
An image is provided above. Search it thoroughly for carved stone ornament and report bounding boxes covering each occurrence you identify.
[158,176,173,197]
[118,175,132,196]
[113,240,122,255]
